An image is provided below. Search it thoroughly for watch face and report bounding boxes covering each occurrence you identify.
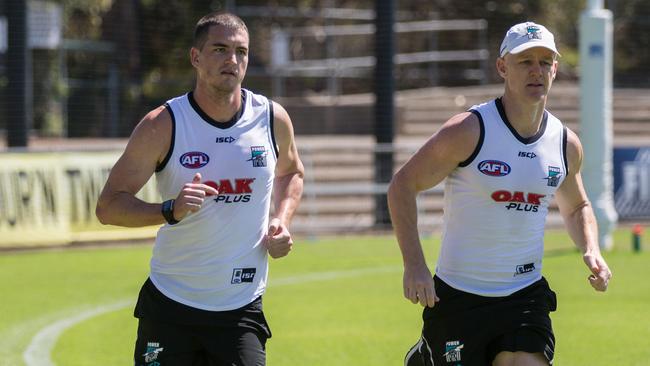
[162,199,178,224]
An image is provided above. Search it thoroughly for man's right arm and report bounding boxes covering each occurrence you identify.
[95,107,172,227]
[387,112,481,307]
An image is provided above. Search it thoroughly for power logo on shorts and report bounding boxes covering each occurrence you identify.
[443,340,464,362]
[143,341,164,364]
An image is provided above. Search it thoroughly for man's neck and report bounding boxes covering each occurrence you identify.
[193,85,242,123]
[500,92,547,138]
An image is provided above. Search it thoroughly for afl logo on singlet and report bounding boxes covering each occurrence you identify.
[180,152,209,169]
[478,160,511,176]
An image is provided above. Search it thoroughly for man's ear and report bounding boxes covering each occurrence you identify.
[496,56,507,79]
[190,47,200,68]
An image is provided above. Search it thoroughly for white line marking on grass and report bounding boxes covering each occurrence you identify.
[23,265,401,366]
[0,311,84,366]
[23,299,131,366]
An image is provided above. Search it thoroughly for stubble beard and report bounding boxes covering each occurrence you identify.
[208,76,242,98]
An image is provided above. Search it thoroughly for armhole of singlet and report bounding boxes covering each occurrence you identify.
[155,103,176,172]
[562,125,569,175]
[268,99,279,159]
[458,109,485,167]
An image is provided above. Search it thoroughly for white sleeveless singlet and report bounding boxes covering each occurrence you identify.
[436,98,567,296]
[151,89,277,311]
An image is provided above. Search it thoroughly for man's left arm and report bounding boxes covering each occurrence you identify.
[265,101,305,259]
[555,128,612,292]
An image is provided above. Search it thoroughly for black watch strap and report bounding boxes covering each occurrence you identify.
[161,199,179,225]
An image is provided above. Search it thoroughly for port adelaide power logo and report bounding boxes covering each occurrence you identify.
[247,146,267,167]
[544,166,562,187]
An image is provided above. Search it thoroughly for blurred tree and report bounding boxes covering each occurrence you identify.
[62,0,115,137]
[102,0,142,136]
[530,0,584,79]
[613,0,650,85]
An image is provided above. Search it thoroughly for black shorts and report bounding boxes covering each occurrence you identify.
[133,278,271,366]
[405,276,557,366]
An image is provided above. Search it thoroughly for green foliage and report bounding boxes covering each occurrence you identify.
[21,0,649,137]
[612,0,650,84]
[61,0,114,40]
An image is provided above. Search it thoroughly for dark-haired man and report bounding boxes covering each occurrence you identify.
[96,11,304,366]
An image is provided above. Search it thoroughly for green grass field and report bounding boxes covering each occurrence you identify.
[1,229,649,366]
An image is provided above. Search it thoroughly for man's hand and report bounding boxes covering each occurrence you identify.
[173,173,219,220]
[264,218,293,258]
[583,251,612,292]
[403,264,439,307]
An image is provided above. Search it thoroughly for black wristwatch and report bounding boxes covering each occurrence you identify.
[161,199,179,225]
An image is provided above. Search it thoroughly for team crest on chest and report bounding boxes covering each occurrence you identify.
[544,166,562,187]
[247,146,267,167]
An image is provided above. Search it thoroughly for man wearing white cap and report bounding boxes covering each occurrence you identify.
[389,21,612,365]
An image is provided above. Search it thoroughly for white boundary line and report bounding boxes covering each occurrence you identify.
[22,300,132,366]
[22,265,401,366]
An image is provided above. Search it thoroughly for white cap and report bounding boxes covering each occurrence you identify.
[499,22,560,57]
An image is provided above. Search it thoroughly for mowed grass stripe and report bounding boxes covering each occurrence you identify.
[1,230,649,365]
[51,266,408,366]
[28,265,402,366]
[0,246,151,366]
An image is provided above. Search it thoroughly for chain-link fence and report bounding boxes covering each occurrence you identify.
[0,0,649,139]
